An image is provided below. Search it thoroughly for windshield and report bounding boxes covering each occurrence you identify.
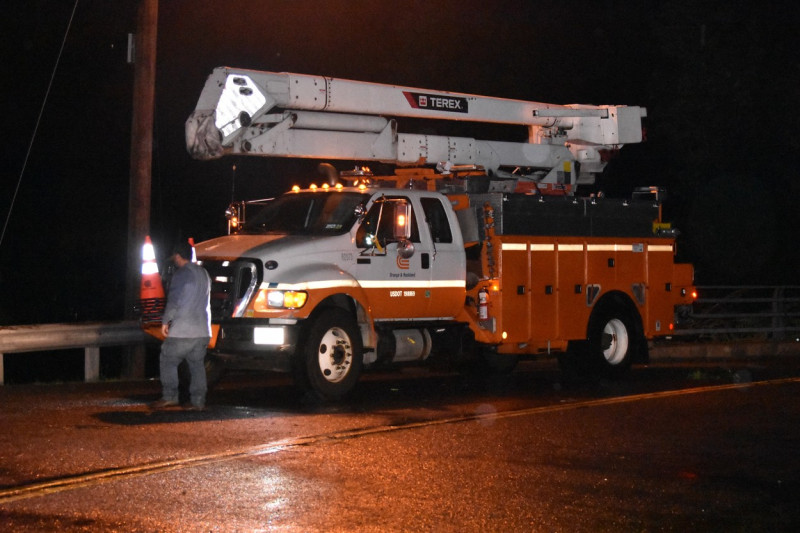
[240,191,369,235]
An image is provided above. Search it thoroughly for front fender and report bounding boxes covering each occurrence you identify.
[267,263,368,306]
[262,262,376,341]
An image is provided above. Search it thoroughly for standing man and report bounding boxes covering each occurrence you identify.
[151,240,211,411]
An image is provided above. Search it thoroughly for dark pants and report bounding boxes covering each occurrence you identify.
[159,336,210,408]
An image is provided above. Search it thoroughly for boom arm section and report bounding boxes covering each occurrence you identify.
[186,67,646,188]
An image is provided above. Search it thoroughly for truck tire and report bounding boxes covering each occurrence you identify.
[296,308,363,401]
[585,304,639,378]
[559,301,643,381]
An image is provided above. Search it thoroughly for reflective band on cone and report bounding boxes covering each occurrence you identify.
[188,237,197,263]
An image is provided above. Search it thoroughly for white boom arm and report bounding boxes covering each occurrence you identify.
[186,67,646,187]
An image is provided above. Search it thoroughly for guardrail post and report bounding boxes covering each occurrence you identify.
[85,347,100,382]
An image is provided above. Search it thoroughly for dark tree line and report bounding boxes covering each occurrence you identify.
[2,0,798,325]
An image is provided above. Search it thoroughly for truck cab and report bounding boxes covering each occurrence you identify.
[196,181,467,399]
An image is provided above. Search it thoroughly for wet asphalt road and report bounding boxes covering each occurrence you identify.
[1,355,800,531]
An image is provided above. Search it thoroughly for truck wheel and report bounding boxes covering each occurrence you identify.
[297,309,363,401]
[586,306,638,377]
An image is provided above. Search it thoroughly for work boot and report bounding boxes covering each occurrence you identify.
[149,399,179,409]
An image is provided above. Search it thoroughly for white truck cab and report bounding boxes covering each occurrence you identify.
[197,182,468,399]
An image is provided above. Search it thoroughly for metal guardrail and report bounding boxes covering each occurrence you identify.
[0,321,149,385]
[673,286,800,340]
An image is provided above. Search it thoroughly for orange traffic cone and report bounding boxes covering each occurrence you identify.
[140,235,165,300]
[188,237,197,263]
[138,236,166,340]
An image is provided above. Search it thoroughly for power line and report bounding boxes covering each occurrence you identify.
[0,0,80,248]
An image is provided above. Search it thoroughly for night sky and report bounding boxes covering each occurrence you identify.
[1,0,799,325]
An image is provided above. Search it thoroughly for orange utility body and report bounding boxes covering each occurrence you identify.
[173,168,694,401]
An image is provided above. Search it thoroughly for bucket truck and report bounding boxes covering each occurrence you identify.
[145,67,694,400]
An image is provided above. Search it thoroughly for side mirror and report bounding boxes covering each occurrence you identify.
[397,238,415,258]
[225,202,242,234]
[354,203,367,220]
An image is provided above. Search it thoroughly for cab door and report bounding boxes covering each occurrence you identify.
[418,195,465,319]
[355,193,465,320]
[355,194,431,320]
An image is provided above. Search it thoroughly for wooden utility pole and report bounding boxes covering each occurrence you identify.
[124,0,158,378]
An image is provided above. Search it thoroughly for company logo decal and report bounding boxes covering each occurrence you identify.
[396,255,410,269]
[403,91,469,113]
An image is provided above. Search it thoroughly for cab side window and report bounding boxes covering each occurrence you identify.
[420,197,453,243]
[356,197,420,248]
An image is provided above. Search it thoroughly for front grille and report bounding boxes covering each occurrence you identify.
[201,259,261,320]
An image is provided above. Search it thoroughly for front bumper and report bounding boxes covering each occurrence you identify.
[211,318,303,373]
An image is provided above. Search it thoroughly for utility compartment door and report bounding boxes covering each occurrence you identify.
[499,240,558,345]
[643,241,678,336]
[555,240,590,341]
[527,241,558,341]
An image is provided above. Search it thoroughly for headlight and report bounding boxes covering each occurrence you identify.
[254,289,308,311]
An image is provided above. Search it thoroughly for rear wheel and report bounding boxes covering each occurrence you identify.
[296,309,363,401]
[598,318,630,366]
[559,303,642,380]
[586,305,638,377]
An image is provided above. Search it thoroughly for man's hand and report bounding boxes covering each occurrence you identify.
[161,323,170,337]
